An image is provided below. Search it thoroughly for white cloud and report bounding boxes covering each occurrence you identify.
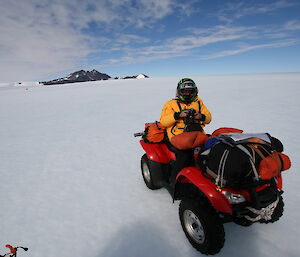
[199,40,299,60]
[114,34,150,45]
[284,20,300,30]
[216,0,299,23]
[93,23,300,68]
[0,0,298,82]
[99,25,259,63]
[0,0,191,82]
[0,1,94,82]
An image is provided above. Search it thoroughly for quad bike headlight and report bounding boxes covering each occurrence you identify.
[222,191,246,204]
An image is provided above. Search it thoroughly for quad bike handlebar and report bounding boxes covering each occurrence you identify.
[134,131,144,137]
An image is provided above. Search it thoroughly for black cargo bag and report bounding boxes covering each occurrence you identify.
[197,133,282,189]
[204,143,254,188]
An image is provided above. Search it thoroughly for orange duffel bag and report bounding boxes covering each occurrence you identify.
[258,152,291,180]
[251,145,292,180]
[143,121,166,143]
[170,131,209,150]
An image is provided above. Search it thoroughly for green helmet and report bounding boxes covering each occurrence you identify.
[177,78,198,103]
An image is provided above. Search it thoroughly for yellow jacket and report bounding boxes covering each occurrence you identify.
[160,97,212,139]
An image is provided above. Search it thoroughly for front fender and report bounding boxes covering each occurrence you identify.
[140,140,175,163]
[176,167,233,214]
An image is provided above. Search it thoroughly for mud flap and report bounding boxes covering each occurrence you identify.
[148,159,171,187]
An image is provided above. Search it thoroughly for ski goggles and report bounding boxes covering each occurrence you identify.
[179,81,196,90]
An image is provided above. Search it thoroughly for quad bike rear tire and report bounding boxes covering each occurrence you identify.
[179,198,225,255]
[141,154,162,190]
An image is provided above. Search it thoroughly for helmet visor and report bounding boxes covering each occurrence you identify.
[180,88,195,96]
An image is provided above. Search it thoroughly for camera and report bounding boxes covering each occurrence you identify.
[183,108,196,125]
[183,108,203,132]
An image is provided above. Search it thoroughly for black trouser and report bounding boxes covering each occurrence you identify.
[169,148,194,184]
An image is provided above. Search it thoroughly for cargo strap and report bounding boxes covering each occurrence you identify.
[236,145,259,181]
[206,167,227,185]
[216,149,229,187]
[171,101,182,135]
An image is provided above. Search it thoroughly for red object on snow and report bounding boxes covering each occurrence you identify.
[5,245,16,254]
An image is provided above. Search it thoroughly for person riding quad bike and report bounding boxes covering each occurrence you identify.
[160,78,212,184]
[135,79,291,255]
[136,128,291,255]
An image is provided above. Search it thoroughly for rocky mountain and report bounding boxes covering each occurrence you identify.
[41,70,111,85]
[40,70,149,85]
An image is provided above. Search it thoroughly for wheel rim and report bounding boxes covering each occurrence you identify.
[142,161,151,183]
[183,209,205,244]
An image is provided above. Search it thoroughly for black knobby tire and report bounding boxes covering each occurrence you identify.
[233,217,253,227]
[141,154,162,190]
[179,198,225,255]
[260,195,284,224]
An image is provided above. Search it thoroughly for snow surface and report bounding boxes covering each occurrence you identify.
[0,73,299,257]
[0,82,40,87]
[136,74,148,79]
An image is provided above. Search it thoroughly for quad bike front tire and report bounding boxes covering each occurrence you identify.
[234,195,284,226]
[141,154,162,190]
[259,195,284,224]
[179,198,225,255]
[233,217,253,227]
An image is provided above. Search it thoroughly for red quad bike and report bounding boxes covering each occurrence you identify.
[134,129,287,255]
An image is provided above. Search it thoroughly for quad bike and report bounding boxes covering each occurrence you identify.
[134,131,285,255]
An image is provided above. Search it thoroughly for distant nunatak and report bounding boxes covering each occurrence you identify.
[40,70,149,85]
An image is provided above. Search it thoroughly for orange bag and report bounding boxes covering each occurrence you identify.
[170,131,209,150]
[143,122,166,143]
[258,152,282,179]
[211,127,243,137]
[258,152,291,179]
[278,152,292,171]
[250,143,292,180]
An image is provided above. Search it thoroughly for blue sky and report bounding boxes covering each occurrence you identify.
[0,0,300,82]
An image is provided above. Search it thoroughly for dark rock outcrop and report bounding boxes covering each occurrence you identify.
[41,70,111,85]
[40,70,149,85]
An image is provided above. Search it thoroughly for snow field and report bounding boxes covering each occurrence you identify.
[0,73,299,257]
